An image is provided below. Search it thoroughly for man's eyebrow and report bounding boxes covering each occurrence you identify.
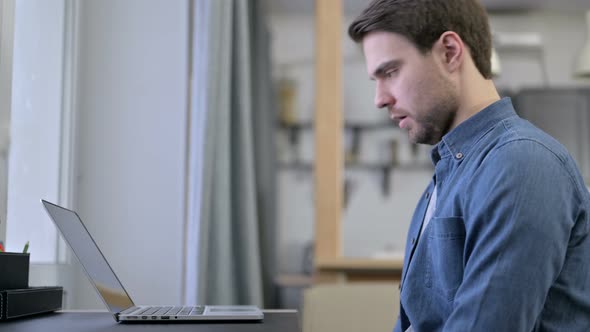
[370,59,402,80]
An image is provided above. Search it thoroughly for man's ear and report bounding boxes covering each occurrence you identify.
[435,31,464,73]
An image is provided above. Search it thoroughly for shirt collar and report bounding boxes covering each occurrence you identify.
[431,97,517,164]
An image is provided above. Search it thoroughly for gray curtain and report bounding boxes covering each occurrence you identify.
[195,0,277,307]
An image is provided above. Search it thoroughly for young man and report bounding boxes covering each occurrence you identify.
[349,0,590,331]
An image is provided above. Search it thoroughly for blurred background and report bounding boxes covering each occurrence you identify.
[0,0,589,326]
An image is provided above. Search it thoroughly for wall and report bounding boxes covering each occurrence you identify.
[269,11,590,274]
[6,0,191,309]
[0,0,14,244]
[491,11,590,89]
[5,0,86,309]
[6,0,65,261]
[270,14,433,274]
[71,0,189,308]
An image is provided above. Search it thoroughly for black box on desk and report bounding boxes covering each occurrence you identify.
[0,287,63,320]
[0,252,30,290]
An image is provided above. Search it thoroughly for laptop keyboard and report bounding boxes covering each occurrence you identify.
[126,306,205,316]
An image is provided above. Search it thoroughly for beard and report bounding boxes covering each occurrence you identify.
[407,77,459,145]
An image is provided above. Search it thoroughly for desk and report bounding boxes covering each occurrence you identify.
[1,310,300,332]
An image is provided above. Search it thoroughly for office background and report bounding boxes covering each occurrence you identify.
[0,0,589,315]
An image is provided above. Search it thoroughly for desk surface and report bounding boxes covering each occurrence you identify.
[1,310,300,332]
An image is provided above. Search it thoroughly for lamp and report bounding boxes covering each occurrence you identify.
[574,10,590,77]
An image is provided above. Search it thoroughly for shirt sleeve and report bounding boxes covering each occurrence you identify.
[442,140,581,331]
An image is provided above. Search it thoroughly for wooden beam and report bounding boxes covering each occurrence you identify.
[314,0,343,266]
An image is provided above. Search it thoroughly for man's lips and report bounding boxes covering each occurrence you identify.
[390,113,408,129]
[399,117,409,129]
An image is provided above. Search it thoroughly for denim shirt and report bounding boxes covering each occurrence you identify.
[394,98,590,332]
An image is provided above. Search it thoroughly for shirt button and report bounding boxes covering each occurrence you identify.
[411,237,416,245]
[455,152,464,159]
[425,192,430,199]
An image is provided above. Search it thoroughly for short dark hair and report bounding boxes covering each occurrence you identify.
[348,0,493,79]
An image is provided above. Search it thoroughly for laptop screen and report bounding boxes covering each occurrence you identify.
[42,200,134,314]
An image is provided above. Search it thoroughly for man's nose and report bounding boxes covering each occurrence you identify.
[374,83,395,109]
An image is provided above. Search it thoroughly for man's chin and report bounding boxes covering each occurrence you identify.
[407,130,423,145]
[408,130,438,145]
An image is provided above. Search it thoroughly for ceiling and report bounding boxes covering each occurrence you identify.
[263,0,590,15]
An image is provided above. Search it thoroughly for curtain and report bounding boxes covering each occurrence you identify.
[189,0,277,307]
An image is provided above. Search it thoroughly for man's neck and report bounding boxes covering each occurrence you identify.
[453,76,501,130]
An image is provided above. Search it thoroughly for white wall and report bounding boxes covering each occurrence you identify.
[6,0,66,261]
[5,0,91,310]
[6,0,194,310]
[0,0,14,244]
[269,11,590,273]
[270,14,433,273]
[491,11,590,89]
[71,0,189,308]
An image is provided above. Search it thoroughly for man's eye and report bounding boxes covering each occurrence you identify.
[385,69,397,78]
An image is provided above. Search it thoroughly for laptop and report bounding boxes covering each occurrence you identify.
[41,199,264,322]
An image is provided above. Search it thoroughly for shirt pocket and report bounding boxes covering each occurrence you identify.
[426,216,466,302]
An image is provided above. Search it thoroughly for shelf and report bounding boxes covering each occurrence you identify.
[278,120,398,131]
[316,257,404,273]
[278,161,433,172]
[276,54,366,69]
[275,274,313,288]
[274,258,404,287]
